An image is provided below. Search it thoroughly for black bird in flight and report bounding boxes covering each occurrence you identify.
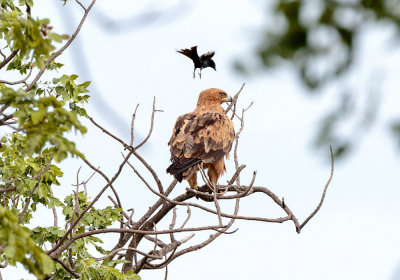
[177,46,216,79]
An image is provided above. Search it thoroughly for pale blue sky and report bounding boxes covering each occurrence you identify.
[4,0,400,279]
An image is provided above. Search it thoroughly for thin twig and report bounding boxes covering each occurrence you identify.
[75,0,87,11]
[179,206,191,229]
[130,104,140,146]
[0,49,18,70]
[18,155,54,224]
[94,247,161,261]
[144,236,166,248]
[88,112,164,194]
[0,260,8,269]
[70,167,81,234]
[25,0,96,92]
[50,188,58,227]
[123,152,164,194]
[48,150,134,257]
[0,66,33,85]
[48,225,226,257]
[139,234,194,270]
[169,208,177,242]
[108,196,132,225]
[55,258,80,278]
[130,165,290,223]
[299,146,334,231]
[0,187,16,193]
[225,83,245,114]
[143,197,241,271]
[134,97,159,150]
[112,181,177,263]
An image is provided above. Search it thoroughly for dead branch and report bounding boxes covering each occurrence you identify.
[25,0,97,92]
[0,66,33,85]
[134,96,160,150]
[94,247,161,261]
[130,104,140,146]
[299,146,334,231]
[69,167,81,235]
[0,49,18,70]
[39,83,334,278]
[48,150,134,257]
[55,258,80,278]
[75,0,87,12]
[0,187,16,193]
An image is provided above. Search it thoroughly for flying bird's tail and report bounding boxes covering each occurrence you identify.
[177,46,200,63]
[166,157,202,182]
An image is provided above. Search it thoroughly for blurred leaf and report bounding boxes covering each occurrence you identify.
[0,206,54,277]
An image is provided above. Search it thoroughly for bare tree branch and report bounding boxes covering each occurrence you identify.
[0,66,33,86]
[25,0,96,92]
[28,81,334,277]
[55,258,80,278]
[69,167,81,235]
[299,146,334,230]
[94,247,161,261]
[48,150,134,257]
[75,0,87,12]
[0,49,18,70]
[134,96,161,150]
[225,82,245,114]
[0,187,16,193]
[130,104,140,146]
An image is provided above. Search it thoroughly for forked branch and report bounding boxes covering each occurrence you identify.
[44,83,333,278]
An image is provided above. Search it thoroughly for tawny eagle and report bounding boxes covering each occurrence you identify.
[167,88,234,189]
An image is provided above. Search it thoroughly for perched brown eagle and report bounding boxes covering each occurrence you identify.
[166,88,234,190]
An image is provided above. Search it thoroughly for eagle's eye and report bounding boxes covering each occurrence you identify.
[220,92,226,97]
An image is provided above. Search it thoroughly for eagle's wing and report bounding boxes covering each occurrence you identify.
[167,112,234,178]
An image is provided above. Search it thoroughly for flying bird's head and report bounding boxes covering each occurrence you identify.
[197,88,232,107]
[208,59,216,71]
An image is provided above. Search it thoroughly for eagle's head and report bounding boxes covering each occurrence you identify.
[197,88,232,107]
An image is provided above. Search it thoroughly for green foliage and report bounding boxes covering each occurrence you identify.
[0,1,143,279]
[238,0,400,90]
[52,74,91,116]
[0,140,64,222]
[0,83,88,161]
[76,258,141,280]
[0,206,54,278]
[235,0,400,159]
[63,192,122,230]
[0,2,69,69]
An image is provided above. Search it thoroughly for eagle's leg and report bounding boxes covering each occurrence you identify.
[193,68,196,79]
[207,167,219,189]
[199,68,202,79]
[187,173,198,190]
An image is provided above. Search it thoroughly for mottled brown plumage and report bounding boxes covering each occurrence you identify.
[166,88,234,190]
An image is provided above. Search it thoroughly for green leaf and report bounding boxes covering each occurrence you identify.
[0,206,54,277]
[30,107,46,125]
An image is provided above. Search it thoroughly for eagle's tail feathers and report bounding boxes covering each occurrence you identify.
[166,158,202,182]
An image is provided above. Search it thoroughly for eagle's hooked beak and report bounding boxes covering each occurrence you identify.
[222,95,233,103]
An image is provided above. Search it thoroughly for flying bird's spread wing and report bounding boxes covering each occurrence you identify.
[177,46,201,66]
[177,46,216,78]
[167,88,234,189]
[200,51,215,60]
